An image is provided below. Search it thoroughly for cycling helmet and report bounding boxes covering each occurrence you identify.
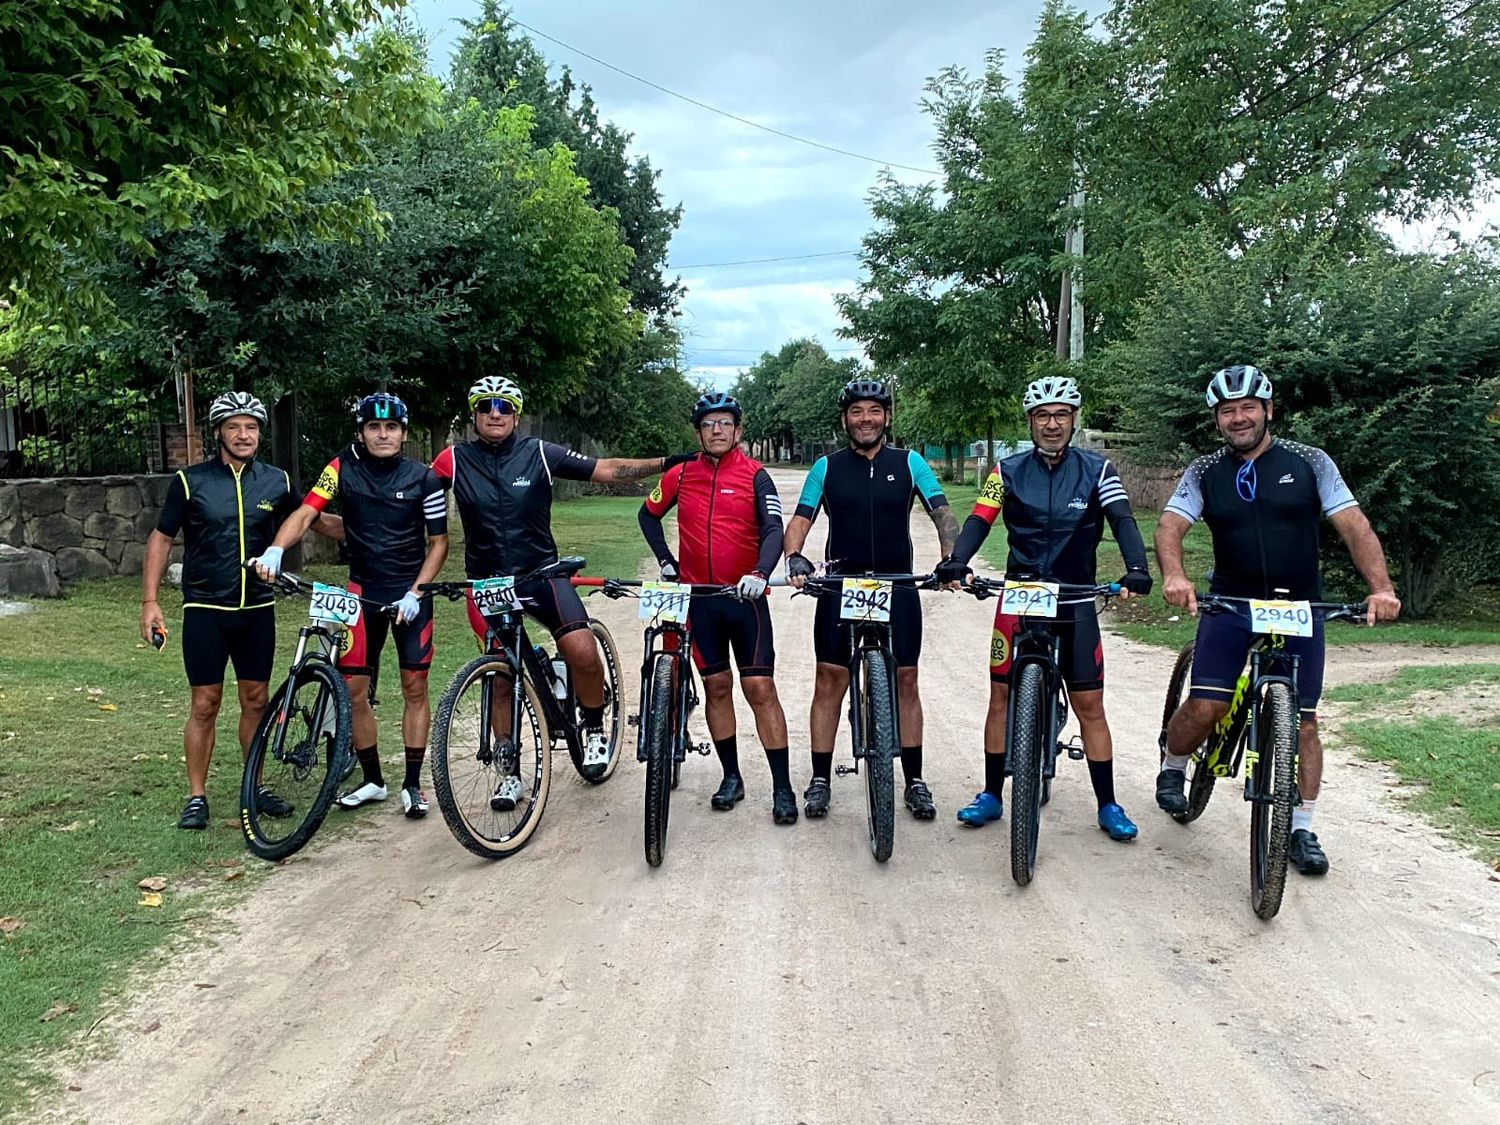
[1022,376,1082,413]
[838,378,892,411]
[207,391,267,427]
[691,391,742,427]
[467,375,524,415]
[353,391,408,426]
[1205,364,1273,408]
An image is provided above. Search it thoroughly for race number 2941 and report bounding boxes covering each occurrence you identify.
[1001,580,1059,619]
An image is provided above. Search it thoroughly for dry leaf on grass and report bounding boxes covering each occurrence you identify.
[0,916,23,936]
[137,876,168,892]
[225,870,244,882]
[98,703,118,712]
[138,892,163,908]
[40,1001,76,1022]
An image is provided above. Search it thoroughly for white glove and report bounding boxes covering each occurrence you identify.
[659,561,679,581]
[249,545,284,579]
[394,592,423,624]
[736,572,768,599]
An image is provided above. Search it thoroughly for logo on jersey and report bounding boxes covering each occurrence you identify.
[1068,496,1087,510]
[313,465,339,498]
[257,500,275,511]
[395,491,406,499]
[1279,473,1295,484]
[512,476,531,487]
[886,474,896,482]
[979,472,1004,506]
[990,631,1010,666]
[648,482,663,504]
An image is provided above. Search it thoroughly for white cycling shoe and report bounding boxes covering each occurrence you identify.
[336,781,388,809]
[490,774,524,811]
[582,731,611,769]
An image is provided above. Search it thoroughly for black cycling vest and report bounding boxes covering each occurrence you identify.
[173,458,292,608]
[326,444,436,590]
[449,436,564,578]
[998,447,1114,585]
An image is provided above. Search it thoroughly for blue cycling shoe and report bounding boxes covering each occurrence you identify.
[956,791,1003,827]
[1097,803,1138,841]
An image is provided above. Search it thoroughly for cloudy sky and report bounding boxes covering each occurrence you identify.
[406,0,1103,388]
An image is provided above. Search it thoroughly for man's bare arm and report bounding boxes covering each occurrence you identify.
[1328,507,1401,624]
[139,530,174,642]
[592,457,666,484]
[1155,511,1197,614]
[783,514,814,559]
[928,505,959,559]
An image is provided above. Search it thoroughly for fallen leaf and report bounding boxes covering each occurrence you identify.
[0,917,23,936]
[140,1020,161,1034]
[55,821,83,832]
[98,703,118,713]
[137,876,167,892]
[131,753,149,761]
[40,1001,76,1022]
[193,983,216,990]
[67,1085,82,1092]
[86,687,102,699]
[138,893,163,908]
[225,870,243,882]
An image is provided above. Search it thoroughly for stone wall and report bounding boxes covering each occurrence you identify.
[0,475,176,581]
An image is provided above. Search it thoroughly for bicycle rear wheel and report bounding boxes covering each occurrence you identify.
[431,654,551,859]
[1161,641,1216,823]
[859,650,897,863]
[240,661,351,862]
[1008,663,1046,886]
[1250,682,1298,919]
[642,653,677,867]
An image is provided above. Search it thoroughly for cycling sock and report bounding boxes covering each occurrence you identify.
[811,750,833,781]
[355,745,384,788]
[579,702,605,732]
[1292,800,1315,833]
[900,744,922,782]
[1162,752,1192,772]
[984,751,1006,798]
[402,746,425,790]
[765,747,791,790]
[713,735,740,779]
[1087,757,1116,809]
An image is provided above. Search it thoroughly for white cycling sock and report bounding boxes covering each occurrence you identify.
[1162,753,1192,772]
[1292,801,1315,833]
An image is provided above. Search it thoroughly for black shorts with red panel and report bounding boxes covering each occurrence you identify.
[337,581,434,677]
[989,599,1104,691]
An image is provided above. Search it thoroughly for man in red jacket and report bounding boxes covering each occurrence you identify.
[639,392,796,824]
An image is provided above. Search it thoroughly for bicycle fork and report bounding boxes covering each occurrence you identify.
[835,638,899,777]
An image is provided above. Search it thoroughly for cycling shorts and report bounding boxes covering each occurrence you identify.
[465,576,591,649]
[182,605,276,688]
[1188,606,1325,719]
[990,600,1104,691]
[689,595,775,678]
[337,581,433,677]
[813,583,922,668]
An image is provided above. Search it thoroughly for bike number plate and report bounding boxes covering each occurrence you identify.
[309,582,361,627]
[472,576,519,616]
[1001,580,1059,618]
[640,581,690,624]
[1249,598,1313,637]
[840,578,892,622]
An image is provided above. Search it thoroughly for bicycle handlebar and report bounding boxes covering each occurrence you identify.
[961,576,1121,601]
[1196,592,1368,622]
[256,569,399,617]
[570,575,740,600]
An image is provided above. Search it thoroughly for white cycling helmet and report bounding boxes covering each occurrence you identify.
[1205,364,1273,408]
[1022,376,1082,414]
[207,391,267,427]
[468,375,524,415]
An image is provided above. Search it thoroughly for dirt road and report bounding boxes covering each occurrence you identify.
[40,468,1500,1124]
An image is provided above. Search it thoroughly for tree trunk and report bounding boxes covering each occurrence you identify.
[1399,543,1443,619]
[272,392,303,569]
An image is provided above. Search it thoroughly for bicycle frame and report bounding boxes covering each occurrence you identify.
[841,619,900,768]
[1199,630,1302,805]
[635,620,700,765]
[473,603,583,761]
[1003,621,1069,783]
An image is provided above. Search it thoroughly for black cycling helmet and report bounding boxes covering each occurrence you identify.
[691,391,742,427]
[354,391,409,427]
[838,377,892,412]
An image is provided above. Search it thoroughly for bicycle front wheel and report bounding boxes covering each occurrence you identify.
[859,650,897,863]
[642,653,677,867]
[1162,641,1216,823]
[1250,681,1298,919]
[431,654,552,860]
[1008,663,1046,886]
[240,660,351,862]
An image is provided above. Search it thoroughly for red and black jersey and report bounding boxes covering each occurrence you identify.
[639,448,783,584]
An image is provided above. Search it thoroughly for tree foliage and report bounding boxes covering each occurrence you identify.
[732,340,859,458]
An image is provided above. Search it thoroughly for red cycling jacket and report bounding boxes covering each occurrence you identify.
[639,447,784,584]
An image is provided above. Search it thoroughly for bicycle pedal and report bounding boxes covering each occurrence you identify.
[1067,745,1085,761]
[627,713,640,728]
[834,763,858,777]
[693,741,712,755]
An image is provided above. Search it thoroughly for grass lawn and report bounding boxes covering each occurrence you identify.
[0,495,649,1117]
[1324,665,1500,866]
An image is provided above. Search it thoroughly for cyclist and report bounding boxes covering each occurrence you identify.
[934,376,1153,842]
[638,391,797,825]
[1155,364,1402,875]
[782,377,958,821]
[433,376,691,796]
[140,392,336,830]
[249,392,449,819]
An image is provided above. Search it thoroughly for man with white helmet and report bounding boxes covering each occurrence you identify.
[433,376,691,784]
[1155,364,1401,875]
[140,391,336,830]
[935,375,1153,842]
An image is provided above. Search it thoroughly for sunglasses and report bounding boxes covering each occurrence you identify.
[474,398,516,416]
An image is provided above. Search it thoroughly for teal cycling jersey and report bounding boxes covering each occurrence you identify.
[794,444,948,575]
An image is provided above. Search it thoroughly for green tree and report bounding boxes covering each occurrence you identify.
[0,1,438,322]
[733,340,853,459]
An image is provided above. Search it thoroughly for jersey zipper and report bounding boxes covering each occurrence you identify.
[868,456,876,572]
[232,463,247,609]
[705,457,721,583]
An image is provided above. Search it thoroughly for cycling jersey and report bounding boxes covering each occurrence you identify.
[302,444,447,589]
[156,457,296,609]
[794,445,948,574]
[432,435,598,578]
[1165,438,1357,600]
[638,448,784,583]
[953,446,1148,597]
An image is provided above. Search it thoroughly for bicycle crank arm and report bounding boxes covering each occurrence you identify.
[834,762,861,777]
[693,741,712,755]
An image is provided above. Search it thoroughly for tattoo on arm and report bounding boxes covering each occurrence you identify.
[609,459,661,483]
[931,507,960,556]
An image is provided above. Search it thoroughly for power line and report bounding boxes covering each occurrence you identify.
[509,18,942,177]
[673,250,860,270]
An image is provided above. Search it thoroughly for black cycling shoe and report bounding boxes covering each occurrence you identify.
[255,786,294,818]
[772,787,799,825]
[903,778,936,820]
[710,774,745,810]
[1289,829,1330,875]
[803,777,831,818]
[177,795,209,831]
[1155,768,1189,815]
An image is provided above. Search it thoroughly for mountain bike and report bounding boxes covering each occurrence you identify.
[800,572,935,863]
[1158,592,1367,918]
[421,558,622,859]
[575,576,739,867]
[964,576,1120,887]
[239,572,389,861]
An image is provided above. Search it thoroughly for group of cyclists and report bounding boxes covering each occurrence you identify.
[138,361,1402,876]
